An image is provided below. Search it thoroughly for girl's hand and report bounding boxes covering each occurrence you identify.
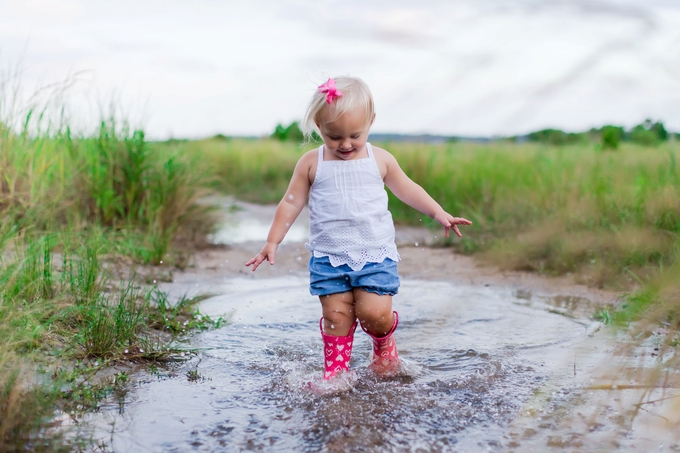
[434,212,472,238]
[245,242,278,272]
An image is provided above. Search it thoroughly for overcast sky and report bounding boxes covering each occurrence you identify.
[1,0,680,138]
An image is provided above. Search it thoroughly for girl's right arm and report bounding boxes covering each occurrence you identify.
[245,151,315,271]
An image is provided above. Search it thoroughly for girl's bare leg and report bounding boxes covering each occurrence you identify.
[353,289,394,336]
[319,292,356,336]
[319,290,398,378]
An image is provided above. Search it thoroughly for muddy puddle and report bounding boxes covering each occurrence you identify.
[85,200,680,452]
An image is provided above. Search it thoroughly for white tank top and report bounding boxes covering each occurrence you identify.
[305,143,400,271]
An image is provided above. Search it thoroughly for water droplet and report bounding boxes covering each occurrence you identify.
[160,260,163,264]
[139,349,144,353]
[153,280,157,284]
[330,324,335,329]
[296,256,302,261]
[288,194,295,200]
[414,242,419,247]
[286,223,290,227]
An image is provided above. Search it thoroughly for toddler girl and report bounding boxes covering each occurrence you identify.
[246,76,471,381]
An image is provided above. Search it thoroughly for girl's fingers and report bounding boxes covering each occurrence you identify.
[453,225,462,237]
[247,254,265,271]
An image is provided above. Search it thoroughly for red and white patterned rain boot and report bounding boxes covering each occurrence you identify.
[320,318,358,380]
[362,311,400,376]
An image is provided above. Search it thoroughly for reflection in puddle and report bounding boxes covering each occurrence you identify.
[209,198,309,245]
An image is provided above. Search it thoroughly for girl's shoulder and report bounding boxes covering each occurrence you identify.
[371,146,397,171]
[370,145,398,177]
[370,145,396,160]
[295,148,319,168]
[298,147,321,184]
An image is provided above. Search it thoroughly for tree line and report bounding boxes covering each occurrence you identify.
[268,119,672,149]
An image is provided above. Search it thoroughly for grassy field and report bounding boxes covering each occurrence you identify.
[0,122,221,450]
[180,137,679,324]
[3,127,678,448]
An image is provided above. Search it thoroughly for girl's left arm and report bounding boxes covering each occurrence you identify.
[381,150,472,238]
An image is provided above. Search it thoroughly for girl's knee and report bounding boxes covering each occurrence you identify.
[322,309,354,326]
[358,308,394,336]
[320,293,356,335]
[322,311,356,336]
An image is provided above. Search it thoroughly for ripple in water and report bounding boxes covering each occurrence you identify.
[87,278,589,452]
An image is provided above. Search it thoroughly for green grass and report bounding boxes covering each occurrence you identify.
[384,141,679,288]
[177,136,680,327]
[0,228,225,450]
[178,138,307,203]
[181,138,679,288]
[0,112,221,449]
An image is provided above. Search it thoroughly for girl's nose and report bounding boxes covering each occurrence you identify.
[340,138,352,149]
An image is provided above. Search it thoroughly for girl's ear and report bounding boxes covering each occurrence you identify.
[369,113,376,127]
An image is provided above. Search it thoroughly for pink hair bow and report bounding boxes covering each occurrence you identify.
[318,78,343,104]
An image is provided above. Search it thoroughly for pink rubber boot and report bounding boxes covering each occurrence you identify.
[320,318,358,380]
[362,311,400,376]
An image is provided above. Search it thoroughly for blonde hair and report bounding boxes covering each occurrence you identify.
[301,76,375,142]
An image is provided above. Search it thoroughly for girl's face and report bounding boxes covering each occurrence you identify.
[316,108,375,160]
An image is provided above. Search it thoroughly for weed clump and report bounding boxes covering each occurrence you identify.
[0,84,218,449]
[0,230,224,450]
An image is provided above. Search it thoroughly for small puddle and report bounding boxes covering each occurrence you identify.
[208,198,309,245]
[83,200,680,452]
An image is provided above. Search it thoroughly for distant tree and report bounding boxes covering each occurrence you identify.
[630,119,668,146]
[650,121,668,141]
[601,125,624,150]
[271,123,287,141]
[271,121,304,142]
[527,128,585,146]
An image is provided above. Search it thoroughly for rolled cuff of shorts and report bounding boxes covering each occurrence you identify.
[310,284,399,297]
[357,286,399,296]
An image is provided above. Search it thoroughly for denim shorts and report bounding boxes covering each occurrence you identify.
[309,255,400,297]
